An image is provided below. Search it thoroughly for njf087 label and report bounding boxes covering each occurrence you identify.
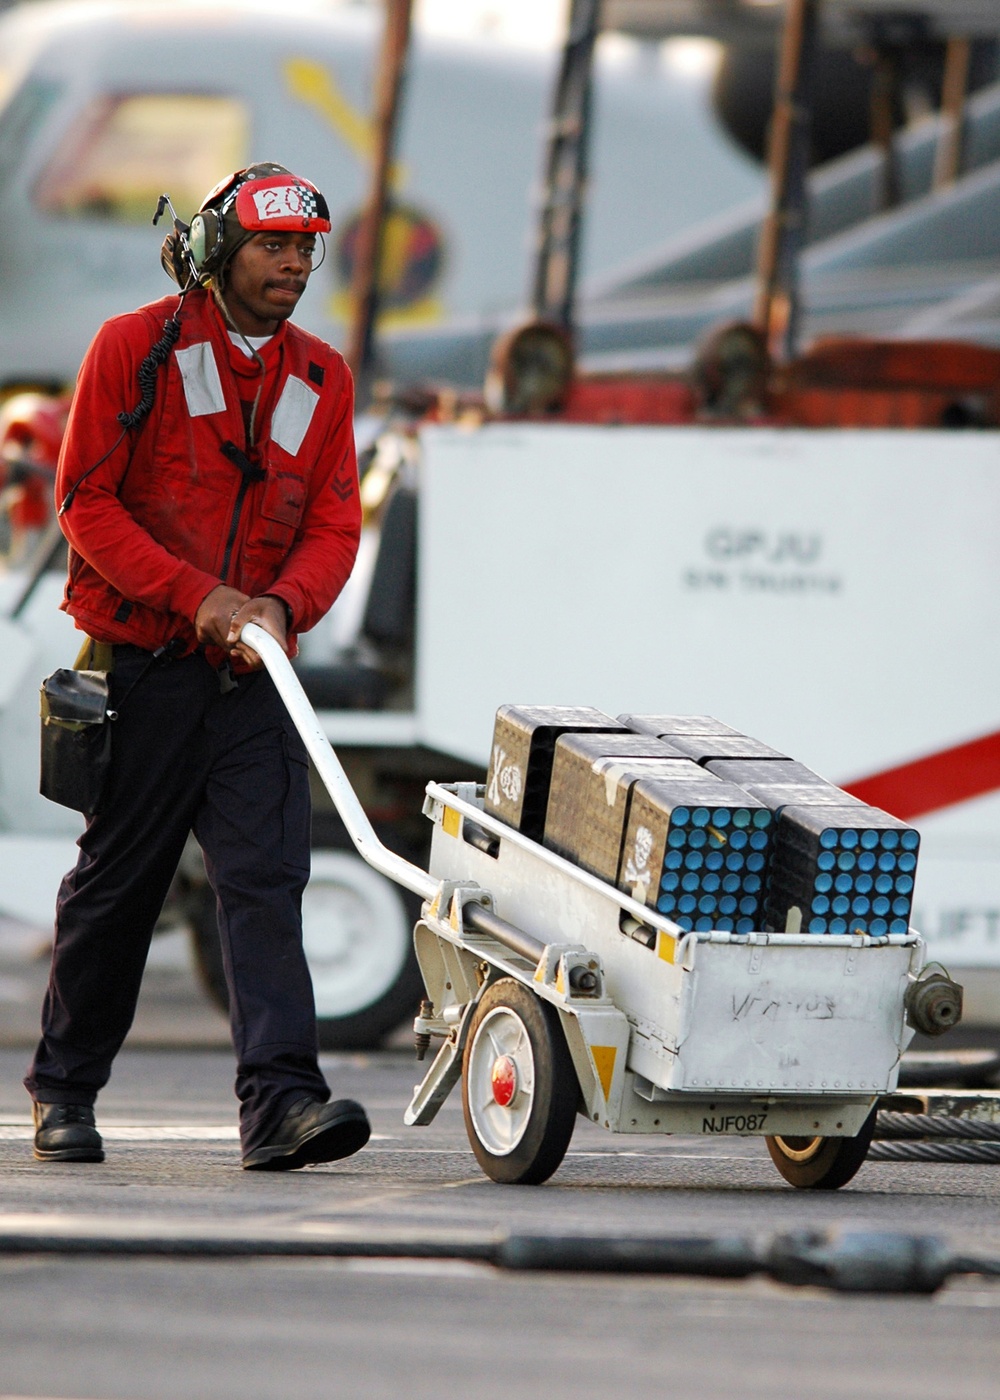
[702,1112,768,1134]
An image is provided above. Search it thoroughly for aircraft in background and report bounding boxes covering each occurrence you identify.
[0,0,765,389]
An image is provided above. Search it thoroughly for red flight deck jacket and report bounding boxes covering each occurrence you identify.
[55,288,361,666]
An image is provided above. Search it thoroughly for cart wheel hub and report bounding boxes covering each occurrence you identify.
[491,1055,518,1107]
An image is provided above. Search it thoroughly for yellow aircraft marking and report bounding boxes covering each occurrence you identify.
[283,57,407,186]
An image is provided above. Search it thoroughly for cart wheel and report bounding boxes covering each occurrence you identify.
[461,978,578,1185]
[765,1108,877,1190]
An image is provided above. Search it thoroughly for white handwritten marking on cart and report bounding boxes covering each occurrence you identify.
[732,992,836,1021]
[487,746,522,807]
[702,1112,768,1134]
[622,824,654,890]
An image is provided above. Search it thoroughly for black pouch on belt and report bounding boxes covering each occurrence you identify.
[39,639,115,817]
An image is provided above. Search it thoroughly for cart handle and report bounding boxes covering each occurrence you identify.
[241,622,438,902]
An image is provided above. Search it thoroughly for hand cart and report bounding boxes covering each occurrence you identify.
[245,623,934,1191]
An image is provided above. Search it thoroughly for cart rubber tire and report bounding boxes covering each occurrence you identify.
[461,978,577,1185]
[765,1108,877,1189]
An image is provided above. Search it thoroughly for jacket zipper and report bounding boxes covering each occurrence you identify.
[220,476,251,584]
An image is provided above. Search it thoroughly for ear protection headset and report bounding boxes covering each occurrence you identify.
[184,162,332,281]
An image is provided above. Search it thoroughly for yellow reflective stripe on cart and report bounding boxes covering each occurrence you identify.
[590,1046,617,1101]
[442,807,461,838]
[657,930,676,964]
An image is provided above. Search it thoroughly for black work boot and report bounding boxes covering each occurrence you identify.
[242,1097,370,1171]
[32,1102,104,1163]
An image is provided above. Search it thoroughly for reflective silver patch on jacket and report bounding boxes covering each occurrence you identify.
[270,376,319,456]
[175,342,226,417]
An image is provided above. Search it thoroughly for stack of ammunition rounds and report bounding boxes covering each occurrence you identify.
[620,777,773,931]
[483,706,920,939]
[763,804,920,936]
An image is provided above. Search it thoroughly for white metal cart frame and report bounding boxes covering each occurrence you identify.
[244,623,926,1189]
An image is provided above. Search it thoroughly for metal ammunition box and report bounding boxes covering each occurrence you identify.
[542,732,700,883]
[617,713,741,739]
[704,757,831,786]
[622,776,773,929]
[484,705,626,841]
[668,734,789,763]
[764,803,920,936]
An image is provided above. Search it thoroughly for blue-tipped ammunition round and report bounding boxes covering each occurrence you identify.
[667,829,686,848]
[745,875,762,894]
[712,809,731,827]
[681,872,699,892]
[692,808,710,827]
[732,809,751,828]
[657,894,676,914]
[858,851,876,871]
[717,917,734,931]
[672,807,690,827]
[689,829,707,849]
[695,916,714,932]
[878,852,896,872]
[873,896,891,916]
[875,873,893,893]
[840,829,859,849]
[892,897,910,916]
[736,918,753,934]
[860,829,879,850]
[730,829,748,850]
[834,873,853,894]
[820,829,837,849]
[705,850,724,871]
[898,852,917,873]
[684,851,704,870]
[722,874,741,893]
[837,852,856,871]
[720,895,738,914]
[890,918,908,934]
[661,872,679,892]
[817,851,836,871]
[750,830,768,850]
[746,852,765,873]
[832,895,850,915]
[851,919,868,935]
[812,896,830,915]
[881,831,900,850]
[901,830,919,851]
[816,872,833,893]
[664,850,683,869]
[855,873,874,894]
[698,895,716,914]
[895,875,914,894]
[677,915,694,931]
[703,873,721,893]
[830,917,848,934]
[679,894,697,914]
[852,896,871,916]
[753,810,771,829]
[870,917,888,936]
[808,917,827,933]
[739,896,758,915]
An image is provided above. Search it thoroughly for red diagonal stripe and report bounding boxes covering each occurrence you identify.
[844,729,1000,822]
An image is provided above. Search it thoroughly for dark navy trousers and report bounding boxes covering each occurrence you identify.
[25,646,330,1153]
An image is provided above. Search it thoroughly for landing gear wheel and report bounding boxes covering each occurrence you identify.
[765,1108,877,1189]
[462,978,578,1185]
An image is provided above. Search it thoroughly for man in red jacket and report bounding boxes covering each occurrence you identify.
[25,163,371,1170]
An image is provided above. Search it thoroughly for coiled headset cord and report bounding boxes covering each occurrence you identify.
[58,296,189,517]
